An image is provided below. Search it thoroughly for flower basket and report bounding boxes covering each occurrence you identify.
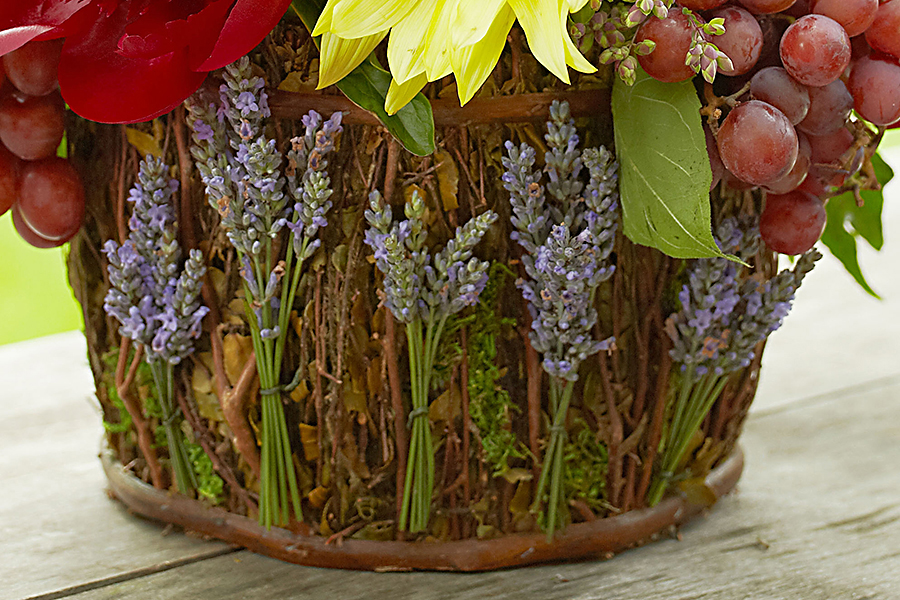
[63,52,772,573]
[4,0,893,574]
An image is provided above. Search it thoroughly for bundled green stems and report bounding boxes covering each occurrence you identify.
[532,378,576,538]
[365,190,496,532]
[148,360,198,495]
[647,367,730,506]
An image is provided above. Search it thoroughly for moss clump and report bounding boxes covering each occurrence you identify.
[466,262,523,476]
[563,418,609,512]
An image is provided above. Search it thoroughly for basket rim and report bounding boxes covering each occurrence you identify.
[101,442,743,572]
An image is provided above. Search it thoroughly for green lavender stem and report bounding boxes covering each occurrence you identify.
[398,311,449,533]
[532,378,575,540]
[148,360,196,496]
[647,371,730,506]
[240,242,304,530]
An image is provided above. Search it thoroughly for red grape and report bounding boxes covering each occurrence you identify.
[2,39,63,97]
[750,66,811,125]
[784,0,811,17]
[717,100,799,185]
[17,157,84,242]
[711,7,764,76]
[780,15,851,87]
[808,126,854,165]
[850,35,872,62]
[635,11,695,83]
[738,0,797,14]
[811,0,878,37]
[847,55,900,126]
[798,171,829,197]
[796,79,853,135]
[760,190,827,254]
[763,132,811,194]
[12,204,65,248]
[865,0,900,59]
[0,142,19,216]
[0,91,65,160]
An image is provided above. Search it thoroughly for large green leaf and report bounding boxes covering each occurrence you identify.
[290,0,435,156]
[820,152,894,298]
[612,67,725,259]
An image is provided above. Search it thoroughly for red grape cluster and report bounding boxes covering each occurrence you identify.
[636,0,899,254]
[0,40,85,248]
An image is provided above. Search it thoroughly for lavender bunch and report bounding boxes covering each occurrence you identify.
[649,218,821,505]
[187,57,342,529]
[504,101,619,538]
[365,189,497,533]
[103,156,209,496]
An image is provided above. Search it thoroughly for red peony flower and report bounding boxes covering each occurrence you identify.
[0,0,291,124]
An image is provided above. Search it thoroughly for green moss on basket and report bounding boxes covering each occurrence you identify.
[563,417,609,513]
[465,262,523,477]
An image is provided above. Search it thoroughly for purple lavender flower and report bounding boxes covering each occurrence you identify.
[365,190,496,325]
[666,217,821,379]
[522,225,612,381]
[506,101,619,382]
[285,111,342,259]
[103,156,208,365]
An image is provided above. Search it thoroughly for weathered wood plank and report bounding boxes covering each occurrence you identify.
[0,333,232,600]
[63,377,900,600]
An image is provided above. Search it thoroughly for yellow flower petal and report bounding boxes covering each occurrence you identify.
[329,0,418,39]
[421,0,457,81]
[451,0,507,49]
[508,0,570,83]
[452,4,515,104]
[567,0,592,10]
[311,0,335,36]
[318,30,388,89]
[561,2,596,74]
[385,72,428,115]
[387,0,437,84]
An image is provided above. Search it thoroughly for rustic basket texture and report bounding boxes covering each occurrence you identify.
[64,26,772,570]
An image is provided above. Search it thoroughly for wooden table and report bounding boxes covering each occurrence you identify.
[3,147,899,600]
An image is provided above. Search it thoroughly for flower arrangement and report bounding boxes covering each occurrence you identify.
[0,0,897,571]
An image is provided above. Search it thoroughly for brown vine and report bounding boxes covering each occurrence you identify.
[223,348,261,477]
[176,369,257,514]
[114,337,164,489]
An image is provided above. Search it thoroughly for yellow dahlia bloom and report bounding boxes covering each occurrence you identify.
[313,0,596,113]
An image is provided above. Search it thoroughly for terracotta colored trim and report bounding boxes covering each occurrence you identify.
[102,445,743,572]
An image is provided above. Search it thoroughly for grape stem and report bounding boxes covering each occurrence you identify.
[699,80,752,133]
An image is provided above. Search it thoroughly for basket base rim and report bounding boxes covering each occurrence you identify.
[101,444,743,572]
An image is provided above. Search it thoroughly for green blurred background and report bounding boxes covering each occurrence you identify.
[1,131,898,346]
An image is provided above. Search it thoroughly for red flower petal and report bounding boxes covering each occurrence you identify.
[58,2,205,123]
[195,0,291,71]
[120,0,232,70]
[0,0,91,55]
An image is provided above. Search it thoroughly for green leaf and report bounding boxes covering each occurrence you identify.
[820,152,894,299]
[612,67,725,259]
[338,58,435,156]
[290,0,436,157]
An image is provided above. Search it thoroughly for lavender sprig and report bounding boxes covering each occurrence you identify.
[103,156,209,496]
[504,101,619,538]
[187,57,342,529]
[650,218,821,506]
[104,156,209,366]
[365,189,497,533]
